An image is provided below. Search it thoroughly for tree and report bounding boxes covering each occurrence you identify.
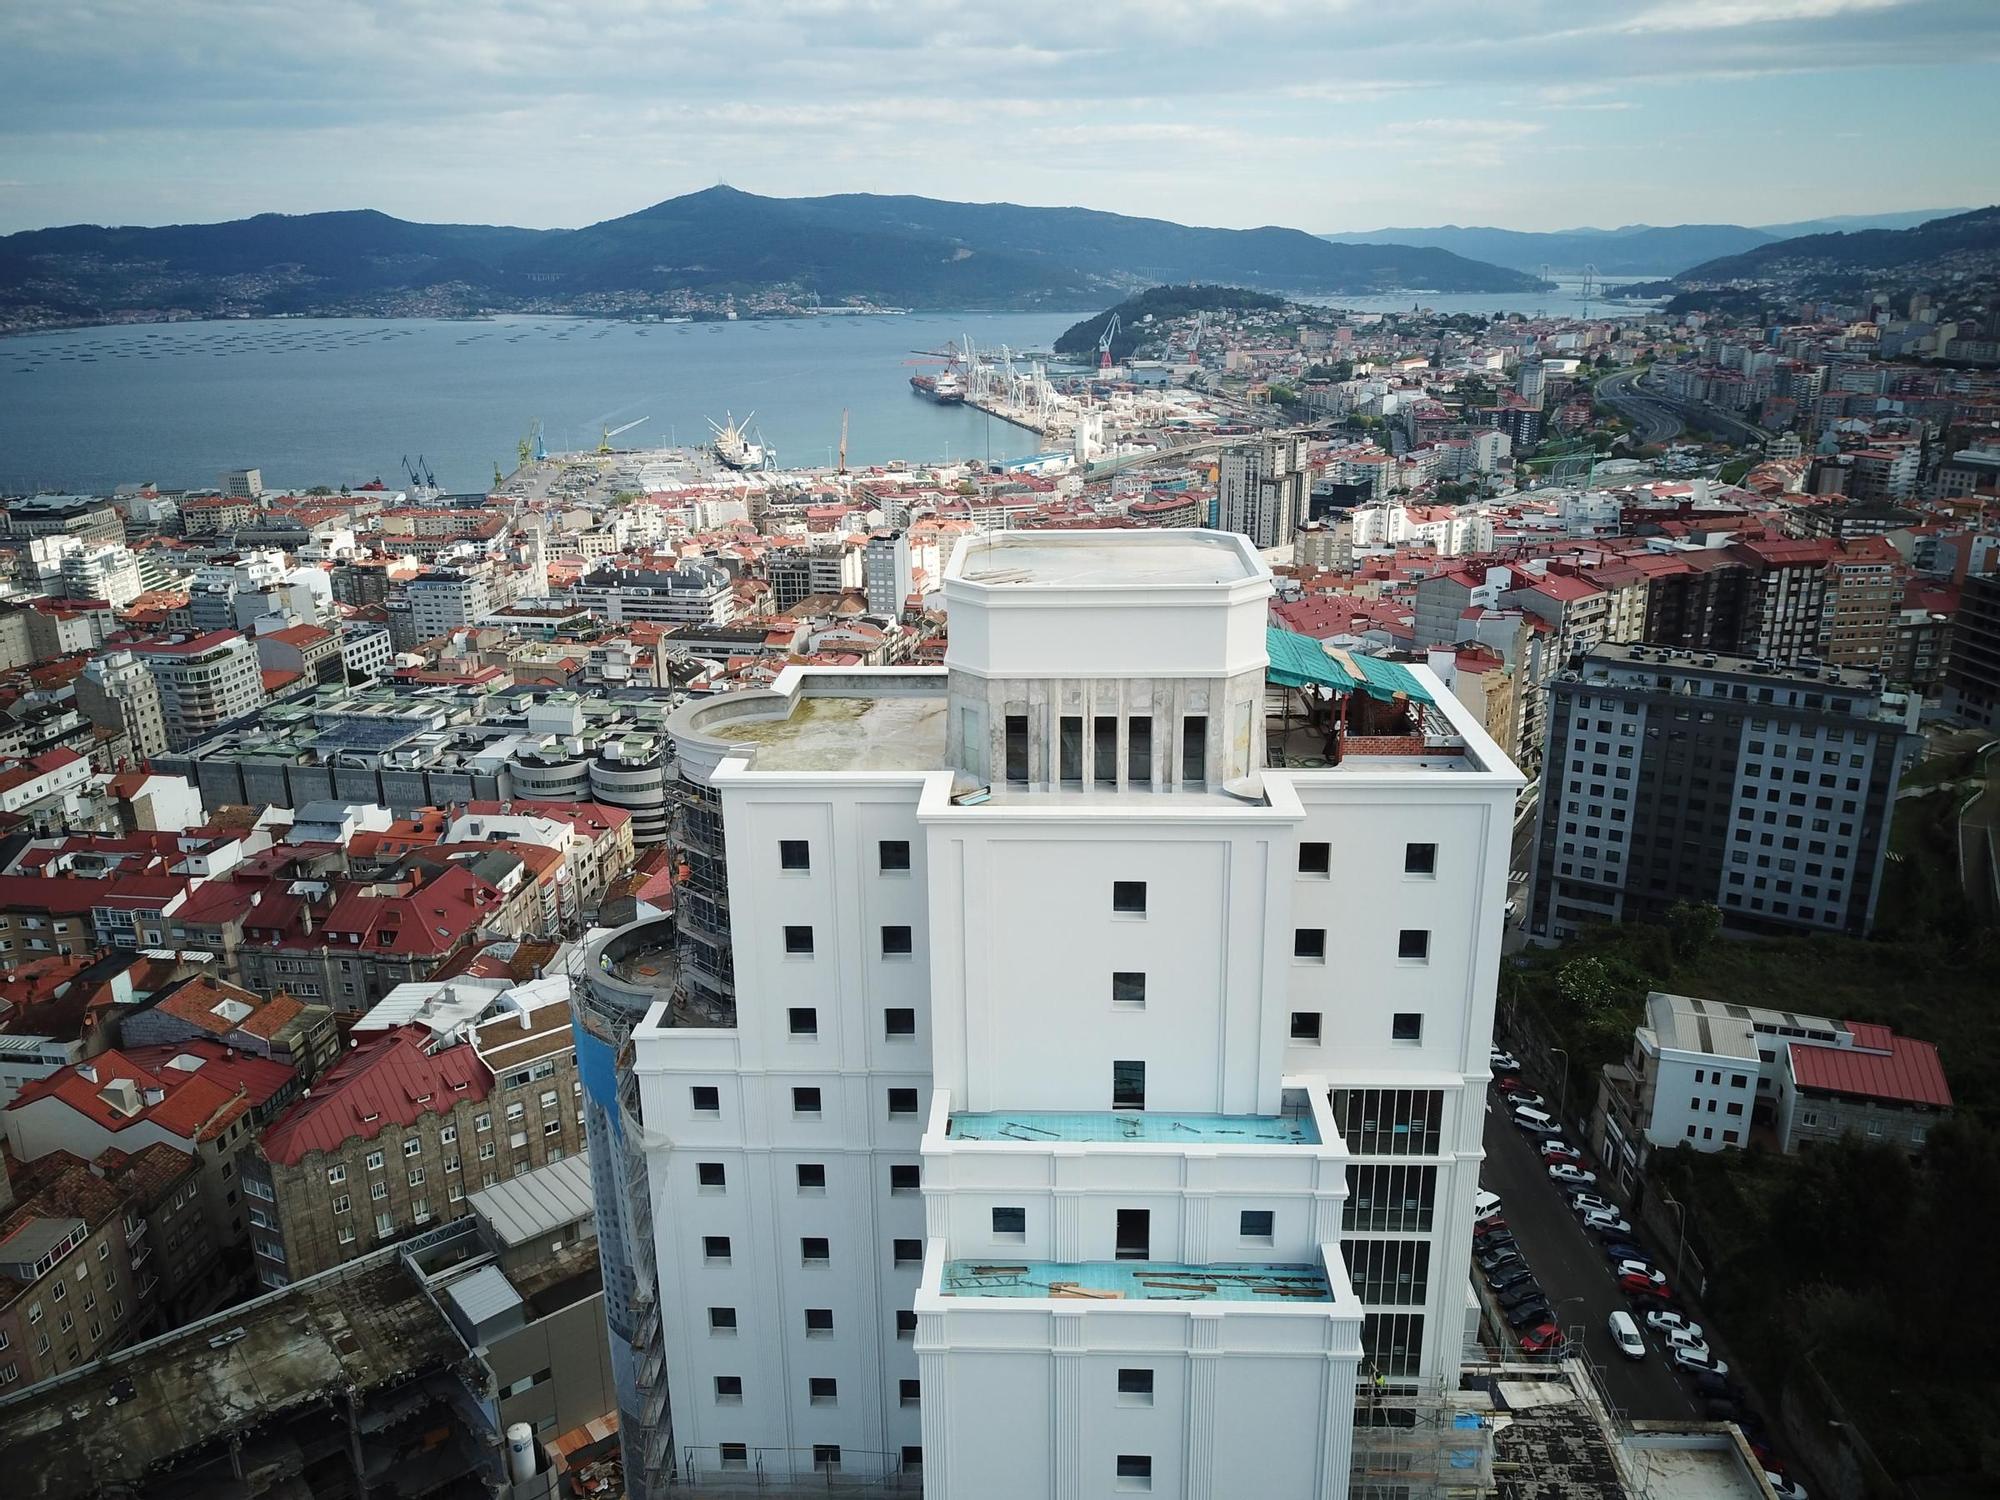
[1456,376,1494,408]
[1664,900,1721,961]
[1265,384,1299,406]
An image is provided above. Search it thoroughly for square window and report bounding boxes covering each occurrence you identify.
[784,925,814,956]
[890,1164,920,1194]
[1290,1011,1322,1043]
[900,1378,921,1408]
[1392,1012,1423,1042]
[809,1377,838,1406]
[779,839,810,871]
[788,1007,818,1037]
[709,1307,737,1334]
[1404,842,1437,876]
[704,1236,732,1264]
[801,1237,830,1265]
[887,1088,919,1116]
[1112,1060,1145,1111]
[885,1007,916,1038]
[813,1446,841,1474]
[798,1163,827,1192]
[1294,928,1327,961]
[879,839,911,873]
[719,1444,748,1471]
[1118,1368,1155,1406]
[807,1308,835,1336]
[1240,1210,1274,1241]
[1299,842,1330,876]
[993,1206,1027,1239]
[1397,929,1430,962]
[1117,1455,1153,1491]
[715,1375,743,1403]
[893,1238,922,1266]
[793,1087,822,1116]
[691,1086,720,1116]
[1112,880,1147,915]
[882,925,913,957]
[697,1161,726,1190]
[1112,971,1146,1009]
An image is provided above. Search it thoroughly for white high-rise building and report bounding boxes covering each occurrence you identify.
[579,531,1521,1497]
[1218,436,1308,549]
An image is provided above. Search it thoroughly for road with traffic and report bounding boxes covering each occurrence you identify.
[1594,367,1684,446]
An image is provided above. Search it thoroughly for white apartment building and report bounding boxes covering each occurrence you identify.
[586,531,1522,1497]
[76,648,171,760]
[571,562,735,627]
[133,631,266,750]
[405,568,497,643]
[59,543,146,607]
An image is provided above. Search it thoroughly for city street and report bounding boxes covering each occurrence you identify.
[1594,367,1684,446]
[1478,1101,1699,1421]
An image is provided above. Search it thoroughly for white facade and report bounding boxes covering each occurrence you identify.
[60,543,145,607]
[613,531,1521,1497]
[134,632,266,750]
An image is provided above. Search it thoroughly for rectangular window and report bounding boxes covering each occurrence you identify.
[805,1308,834,1336]
[1112,971,1146,1009]
[1330,1088,1443,1155]
[887,1088,919,1117]
[897,1310,918,1338]
[784,925,814,956]
[1113,1060,1145,1110]
[719,1444,748,1470]
[813,1446,841,1474]
[691,1086,720,1116]
[1291,1011,1322,1043]
[885,1007,916,1038]
[879,839,911,873]
[992,1206,1026,1239]
[1343,1164,1438,1233]
[697,1161,726,1190]
[1060,716,1084,785]
[797,1163,827,1192]
[1094,716,1118,785]
[890,1164,920,1194]
[1181,715,1207,784]
[1392,1012,1423,1042]
[1295,927,1327,961]
[1404,842,1437,876]
[893,1238,922,1266]
[708,1307,737,1334]
[1004,714,1029,783]
[793,1087,822,1117]
[801,1237,830,1265]
[1117,1455,1153,1491]
[703,1236,731,1264]
[900,1378,921,1408]
[1240,1210,1275,1242]
[1397,929,1430,962]
[715,1375,743,1403]
[779,839,810,871]
[1127,716,1152,785]
[1118,1368,1155,1405]
[809,1376,838,1406]
[1299,841,1330,876]
[788,1007,818,1037]
[326,1165,347,1185]
[1112,880,1147,915]
[882,925,913,956]
[1116,1208,1150,1261]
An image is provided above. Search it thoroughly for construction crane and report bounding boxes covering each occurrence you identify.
[598,416,649,453]
[1098,313,1122,370]
[837,408,849,475]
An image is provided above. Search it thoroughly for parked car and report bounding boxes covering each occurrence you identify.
[1496,1075,1533,1095]
[1585,1214,1635,1238]
[1612,1260,1665,1286]
[1476,1215,1509,1234]
[1664,1327,1710,1358]
[1547,1163,1597,1187]
[1474,1228,1516,1249]
[1690,1371,1733,1400]
[1569,1192,1618,1217]
[1538,1138,1579,1157]
[1474,1190,1502,1221]
[1620,1273,1674,1300]
[1672,1346,1729,1376]
[1507,1091,1549,1111]
[1607,1310,1646,1361]
[1490,1050,1521,1072]
[1646,1310,1702,1340]
[1498,1281,1547,1310]
[1487,1266,1536,1292]
[1600,1239,1646,1263]
[1511,1107,1561,1136]
[1474,1236,1517,1259]
[1518,1323,1566,1356]
[1477,1249,1525,1275]
[1506,1300,1555,1330]
[1765,1473,1808,1500]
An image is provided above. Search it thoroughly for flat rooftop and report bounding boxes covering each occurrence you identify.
[941,1260,1330,1302]
[705,692,949,773]
[955,531,1259,588]
[946,1110,1319,1145]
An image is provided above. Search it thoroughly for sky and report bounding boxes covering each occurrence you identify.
[2,0,1998,236]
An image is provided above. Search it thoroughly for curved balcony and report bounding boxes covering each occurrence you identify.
[581,913,733,1029]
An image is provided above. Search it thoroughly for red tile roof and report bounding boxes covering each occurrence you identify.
[258,1025,490,1166]
[1787,1030,1951,1109]
[6,1046,272,1143]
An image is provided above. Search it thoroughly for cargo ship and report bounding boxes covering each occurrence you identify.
[707,411,768,470]
[909,367,965,404]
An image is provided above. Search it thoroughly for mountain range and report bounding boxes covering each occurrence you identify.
[1661,206,2000,292]
[1320,210,1968,276]
[0,188,1541,330]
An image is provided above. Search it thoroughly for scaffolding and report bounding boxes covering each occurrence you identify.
[1352,1375,1498,1499]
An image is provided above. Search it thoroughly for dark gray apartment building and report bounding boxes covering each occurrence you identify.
[1529,644,1918,941]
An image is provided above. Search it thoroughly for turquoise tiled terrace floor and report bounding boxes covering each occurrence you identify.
[941,1260,1330,1302]
[944,1110,1318,1145]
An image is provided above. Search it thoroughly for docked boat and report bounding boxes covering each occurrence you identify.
[910,368,965,404]
[708,411,768,470]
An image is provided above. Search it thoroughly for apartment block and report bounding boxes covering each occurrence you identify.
[1529,644,1917,941]
[132,632,266,750]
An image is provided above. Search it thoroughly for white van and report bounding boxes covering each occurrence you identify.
[1607,1310,1646,1361]
[1474,1190,1502,1222]
[1510,1105,1557,1134]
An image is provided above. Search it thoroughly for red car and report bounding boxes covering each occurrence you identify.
[1476,1215,1509,1234]
[1495,1076,1530,1094]
[1518,1323,1566,1355]
[1619,1273,1673,1299]
[1541,1146,1582,1167]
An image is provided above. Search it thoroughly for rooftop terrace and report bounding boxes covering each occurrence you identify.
[946,1109,1318,1145]
[714,691,949,772]
[941,1259,1330,1302]
[954,532,1260,589]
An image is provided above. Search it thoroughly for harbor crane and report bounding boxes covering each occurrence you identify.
[598,416,649,453]
[1098,313,1122,370]
[838,408,849,474]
